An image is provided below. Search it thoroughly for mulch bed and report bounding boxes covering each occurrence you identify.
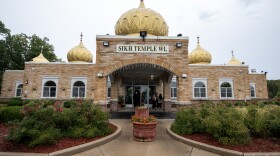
[0,123,117,153]
[181,133,280,152]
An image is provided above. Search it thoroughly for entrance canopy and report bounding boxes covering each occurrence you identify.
[110,63,175,83]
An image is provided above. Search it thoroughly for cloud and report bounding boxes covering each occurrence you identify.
[239,0,259,7]
[198,11,219,22]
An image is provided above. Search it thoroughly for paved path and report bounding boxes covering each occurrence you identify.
[74,119,220,156]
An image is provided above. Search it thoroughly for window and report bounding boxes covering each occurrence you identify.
[15,83,23,97]
[220,82,232,98]
[71,77,87,98]
[250,83,256,98]
[192,78,207,99]
[43,81,57,97]
[171,80,177,98]
[72,81,85,98]
[194,82,206,98]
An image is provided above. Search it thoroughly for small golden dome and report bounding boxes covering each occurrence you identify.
[227,51,242,65]
[115,0,169,36]
[67,33,93,63]
[189,37,212,64]
[32,53,49,63]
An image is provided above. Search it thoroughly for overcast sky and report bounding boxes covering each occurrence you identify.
[0,0,279,79]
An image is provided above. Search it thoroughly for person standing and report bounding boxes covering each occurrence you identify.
[158,94,163,109]
[152,92,157,109]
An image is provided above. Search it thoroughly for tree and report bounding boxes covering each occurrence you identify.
[267,80,280,98]
[0,20,59,95]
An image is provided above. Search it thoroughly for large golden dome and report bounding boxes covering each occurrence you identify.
[189,37,212,64]
[32,53,49,63]
[67,34,93,63]
[227,51,242,65]
[115,0,169,36]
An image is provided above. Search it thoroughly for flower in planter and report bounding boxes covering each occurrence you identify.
[131,115,157,123]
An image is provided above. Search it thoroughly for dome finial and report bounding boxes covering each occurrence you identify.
[40,46,44,53]
[139,0,145,8]
[80,32,83,42]
[197,36,200,44]
[231,50,234,57]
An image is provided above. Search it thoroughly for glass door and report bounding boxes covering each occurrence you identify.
[140,86,152,108]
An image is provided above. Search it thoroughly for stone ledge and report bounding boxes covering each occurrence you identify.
[166,124,280,156]
[0,123,122,156]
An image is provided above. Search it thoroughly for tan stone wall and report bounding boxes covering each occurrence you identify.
[23,63,98,100]
[96,36,189,103]
[189,65,251,100]
[1,70,24,98]
[249,74,268,99]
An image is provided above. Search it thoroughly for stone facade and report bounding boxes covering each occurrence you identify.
[1,70,24,98]
[0,35,268,111]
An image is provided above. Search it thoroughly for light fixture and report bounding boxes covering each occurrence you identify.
[176,43,182,48]
[182,74,187,78]
[103,41,109,47]
[97,72,104,78]
[177,33,182,37]
[140,31,147,41]
[25,80,28,84]
[151,74,154,80]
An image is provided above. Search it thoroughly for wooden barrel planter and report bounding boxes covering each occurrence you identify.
[132,107,157,142]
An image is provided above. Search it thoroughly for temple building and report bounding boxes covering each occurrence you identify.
[1,0,268,111]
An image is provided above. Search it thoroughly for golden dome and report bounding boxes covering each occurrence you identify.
[115,0,169,36]
[67,34,93,63]
[189,37,212,64]
[227,51,242,65]
[32,53,49,63]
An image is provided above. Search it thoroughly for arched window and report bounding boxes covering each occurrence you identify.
[220,82,232,98]
[43,81,57,97]
[171,80,177,98]
[15,84,23,97]
[250,84,256,98]
[194,82,206,98]
[72,81,85,98]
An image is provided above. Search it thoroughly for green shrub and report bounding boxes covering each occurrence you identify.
[203,107,251,145]
[0,106,23,123]
[63,100,76,108]
[7,100,22,106]
[245,105,280,138]
[235,101,247,107]
[171,109,204,135]
[7,100,111,147]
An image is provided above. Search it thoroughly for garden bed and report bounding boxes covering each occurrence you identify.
[0,123,117,153]
[181,133,280,152]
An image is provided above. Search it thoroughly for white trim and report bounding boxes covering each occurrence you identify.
[96,35,189,40]
[70,77,87,98]
[250,83,256,98]
[14,81,23,97]
[192,78,208,99]
[219,78,234,99]
[41,77,58,98]
[189,64,248,67]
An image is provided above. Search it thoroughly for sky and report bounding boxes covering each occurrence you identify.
[0,0,280,80]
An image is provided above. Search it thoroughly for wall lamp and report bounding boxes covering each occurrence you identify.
[140,31,147,41]
[25,80,28,84]
[103,41,109,47]
[176,43,183,48]
[97,72,104,78]
[182,74,187,78]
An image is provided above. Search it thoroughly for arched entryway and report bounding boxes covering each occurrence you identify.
[107,63,177,112]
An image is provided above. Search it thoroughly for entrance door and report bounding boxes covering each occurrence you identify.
[126,85,153,108]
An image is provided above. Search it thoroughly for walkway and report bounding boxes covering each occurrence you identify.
[74,119,220,156]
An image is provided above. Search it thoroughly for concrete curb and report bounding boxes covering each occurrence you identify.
[166,124,280,156]
[0,123,122,156]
